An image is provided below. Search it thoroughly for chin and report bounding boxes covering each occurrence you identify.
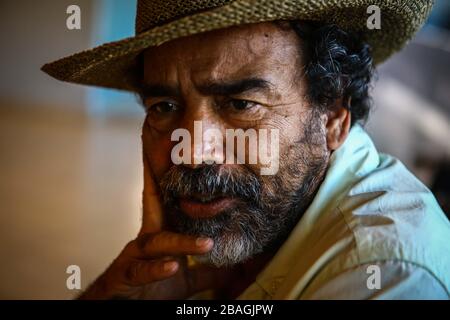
[192,232,261,267]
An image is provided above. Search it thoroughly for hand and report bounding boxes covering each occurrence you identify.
[78,152,227,300]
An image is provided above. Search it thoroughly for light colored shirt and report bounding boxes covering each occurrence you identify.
[238,124,450,300]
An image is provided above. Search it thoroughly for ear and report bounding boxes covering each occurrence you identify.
[325,98,351,151]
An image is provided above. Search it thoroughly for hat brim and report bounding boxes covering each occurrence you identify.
[41,0,433,92]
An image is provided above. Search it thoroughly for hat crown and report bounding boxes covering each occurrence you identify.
[136,0,233,34]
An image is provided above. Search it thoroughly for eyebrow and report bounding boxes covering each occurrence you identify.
[140,77,274,98]
[197,78,274,96]
[139,84,181,98]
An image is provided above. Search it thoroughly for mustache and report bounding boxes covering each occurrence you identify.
[159,164,262,204]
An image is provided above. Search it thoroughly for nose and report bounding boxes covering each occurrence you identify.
[181,118,225,169]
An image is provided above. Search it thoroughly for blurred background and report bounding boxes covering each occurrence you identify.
[0,0,449,299]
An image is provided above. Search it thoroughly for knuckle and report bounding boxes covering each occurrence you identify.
[136,233,154,252]
[148,231,174,251]
[146,233,161,251]
[162,231,178,246]
[124,263,139,284]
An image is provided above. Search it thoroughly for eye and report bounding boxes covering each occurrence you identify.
[227,99,257,111]
[144,100,181,131]
[148,101,179,114]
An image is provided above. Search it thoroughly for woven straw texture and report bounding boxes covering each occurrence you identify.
[42,0,434,92]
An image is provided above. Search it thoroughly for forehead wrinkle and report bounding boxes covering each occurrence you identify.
[185,37,284,91]
[143,22,303,101]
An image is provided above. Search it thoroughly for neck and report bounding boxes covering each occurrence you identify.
[216,250,276,299]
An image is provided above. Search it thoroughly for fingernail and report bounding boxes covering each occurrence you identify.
[163,261,178,272]
[196,237,212,247]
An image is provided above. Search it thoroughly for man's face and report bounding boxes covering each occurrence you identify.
[141,22,330,266]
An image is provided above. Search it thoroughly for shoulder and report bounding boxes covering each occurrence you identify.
[313,154,450,299]
[273,127,450,299]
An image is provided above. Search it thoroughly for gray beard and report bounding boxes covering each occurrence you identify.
[160,155,327,267]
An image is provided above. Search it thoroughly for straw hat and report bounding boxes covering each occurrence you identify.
[41,0,434,92]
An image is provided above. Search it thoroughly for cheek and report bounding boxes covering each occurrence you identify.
[237,116,300,177]
[280,121,303,150]
[259,113,303,149]
[142,122,175,180]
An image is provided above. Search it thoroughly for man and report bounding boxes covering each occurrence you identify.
[42,0,450,299]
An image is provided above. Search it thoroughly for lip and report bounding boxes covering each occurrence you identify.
[178,196,237,219]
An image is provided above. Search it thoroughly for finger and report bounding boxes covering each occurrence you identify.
[140,146,163,235]
[135,231,214,258]
[124,259,179,286]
